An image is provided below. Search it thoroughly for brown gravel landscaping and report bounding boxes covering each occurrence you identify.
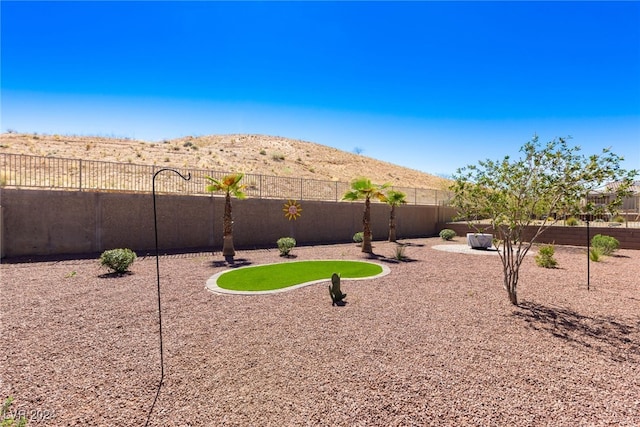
[1,238,639,426]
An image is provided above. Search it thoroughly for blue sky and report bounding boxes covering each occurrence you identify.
[1,1,639,177]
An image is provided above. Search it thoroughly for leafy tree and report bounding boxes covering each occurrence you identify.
[342,177,390,253]
[205,173,246,259]
[450,135,636,306]
[385,190,407,242]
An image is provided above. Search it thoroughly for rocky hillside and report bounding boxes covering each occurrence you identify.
[0,132,451,190]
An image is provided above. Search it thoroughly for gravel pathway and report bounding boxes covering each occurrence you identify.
[1,238,639,426]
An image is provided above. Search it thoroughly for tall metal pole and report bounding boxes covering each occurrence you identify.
[146,168,191,426]
[587,220,590,291]
[152,168,191,378]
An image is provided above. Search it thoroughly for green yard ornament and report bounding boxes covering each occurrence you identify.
[329,273,347,306]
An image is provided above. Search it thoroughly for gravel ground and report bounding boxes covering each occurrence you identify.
[1,238,639,426]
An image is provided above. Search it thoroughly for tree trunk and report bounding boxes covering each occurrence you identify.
[362,197,373,253]
[505,274,518,305]
[500,243,520,306]
[222,192,235,257]
[388,205,397,242]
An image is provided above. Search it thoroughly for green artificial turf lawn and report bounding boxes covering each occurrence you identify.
[216,260,383,292]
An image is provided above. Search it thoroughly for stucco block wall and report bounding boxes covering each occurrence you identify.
[99,193,216,252]
[1,189,98,255]
[441,222,640,250]
[0,189,455,258]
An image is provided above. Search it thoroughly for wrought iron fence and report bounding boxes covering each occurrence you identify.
[0,153,453,205]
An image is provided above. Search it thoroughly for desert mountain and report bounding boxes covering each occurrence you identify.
[0,132,451,190]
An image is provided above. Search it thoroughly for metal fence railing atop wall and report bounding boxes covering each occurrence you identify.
[0,153,454,205]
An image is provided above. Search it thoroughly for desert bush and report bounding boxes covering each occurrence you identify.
[353,231,373,245]
[352,231,374,246]
[535,244,558,268]
[589,247,602,262]
[565,217,579,226]
[392,244,407,260]
[1,396,27,427]
[439,229,456,240]
[591,234,619,256]
[276,237,296,256]
[99,248,137,274]
[612,215,625,223]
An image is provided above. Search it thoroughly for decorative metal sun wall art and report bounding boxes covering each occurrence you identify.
[283,200,302,220]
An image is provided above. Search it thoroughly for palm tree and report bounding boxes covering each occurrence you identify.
[342,177,390,253]
[205,173,246,259]
[385,190,407,242]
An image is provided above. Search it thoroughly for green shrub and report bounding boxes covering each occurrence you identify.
[535,244,558,268]
[392,244,407,261]
[589,247,602,262]
[99,248,137,274]
[591,234,619,256]
[276,237,296,256]
[565,217,579,226]
[612,215,625,223]
[1,396,27,427]
[439,229,457,241]
[352,231,373,244]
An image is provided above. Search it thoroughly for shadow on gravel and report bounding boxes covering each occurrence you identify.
[514,301,640,363]
[379,257,419,264]
[210,258,253,268]
[397,241,426,247]
[98,271,134,279]
[363,252,419,263]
